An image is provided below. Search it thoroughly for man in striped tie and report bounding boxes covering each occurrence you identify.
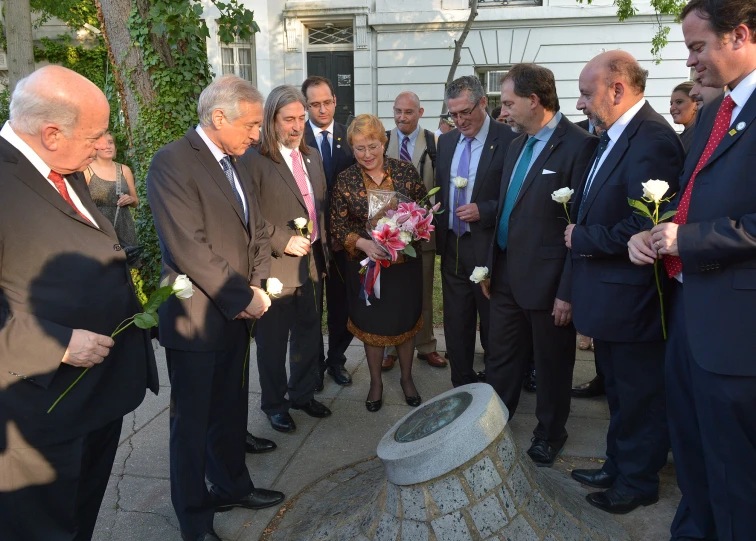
[629,0,756,538]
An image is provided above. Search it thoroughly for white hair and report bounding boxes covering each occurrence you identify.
[197,74,264,127]
[9,75,79,136]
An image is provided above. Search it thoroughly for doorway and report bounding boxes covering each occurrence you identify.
[307,51,355,125]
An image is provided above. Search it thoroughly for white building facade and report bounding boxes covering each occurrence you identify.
[201,0,691,132]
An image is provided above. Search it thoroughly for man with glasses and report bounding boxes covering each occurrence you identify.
[302,76,355,390]
[435,75,515,387]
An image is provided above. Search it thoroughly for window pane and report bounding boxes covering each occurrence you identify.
[221,47,234,75]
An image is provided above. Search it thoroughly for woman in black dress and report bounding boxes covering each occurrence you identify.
[670,81,697,154]
[330,114,427,412]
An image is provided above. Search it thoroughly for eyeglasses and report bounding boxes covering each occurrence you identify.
[308,100,334,110]
[353,143,383,155]
[448,101,482,120]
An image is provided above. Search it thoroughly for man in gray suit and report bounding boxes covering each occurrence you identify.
[383,91,446,370]
[243,86,331,434]
[148,75,283,541]
[0,65,159,541]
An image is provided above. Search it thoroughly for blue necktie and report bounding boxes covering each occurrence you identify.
[577,131,611,223]
[497,137,538,251]
[400,136,412,162]
[320,130,333,182]
[220,156,247,223]
[452,137,473,236]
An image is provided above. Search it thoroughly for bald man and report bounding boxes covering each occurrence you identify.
[0,66,158,539]
[383,91,445,369]
[565,51,685,514]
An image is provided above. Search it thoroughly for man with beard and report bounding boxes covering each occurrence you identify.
[147,75,282,541]
[301,76,355,389]
[565,51,684,514]
[435,76,516,387]
[629,0,756,537]
[243,85,331,434]
[482,63,598,467]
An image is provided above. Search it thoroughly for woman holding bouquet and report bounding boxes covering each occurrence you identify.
[331,114,427,412]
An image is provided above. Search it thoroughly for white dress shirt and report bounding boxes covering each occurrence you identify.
[0,121,99,226]
[396,125,421,160]
[309,119,335,157]
[196,125,248,223]
[448,115,492,228]
[280,143,318,242]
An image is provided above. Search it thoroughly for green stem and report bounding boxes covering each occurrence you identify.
[654,259,667,340]
[47,367,89,413]
[110,316,135,338]
[563,202,571,224]
[242,321,257,388]
[111,319,135,339]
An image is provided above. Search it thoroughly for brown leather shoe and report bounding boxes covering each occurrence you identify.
[577,334,593,350]
[417,352,447,367]
[382,355,396,371]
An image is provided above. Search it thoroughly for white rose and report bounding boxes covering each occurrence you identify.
[266,277,283,296]
[399,231,412,244]
[377,217,399,231]
[551,187,574,204]
[294,217,308,229]
[641,180,670,203]
[172,275,195,299]
[453,176,468,189]
[469,266,489,284]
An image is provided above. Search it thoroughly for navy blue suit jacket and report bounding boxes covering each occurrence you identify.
[570,102,685,342]
[674,92,756,375]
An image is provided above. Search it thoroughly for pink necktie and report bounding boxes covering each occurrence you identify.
[291,149,318,241]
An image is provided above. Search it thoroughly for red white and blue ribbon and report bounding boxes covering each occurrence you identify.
[359,257,389,305]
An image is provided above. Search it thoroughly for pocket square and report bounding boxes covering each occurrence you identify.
[542,169,556,175]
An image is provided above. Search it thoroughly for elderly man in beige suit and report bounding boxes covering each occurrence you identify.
[382,91,446,370]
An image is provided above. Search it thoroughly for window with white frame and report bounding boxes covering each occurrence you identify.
[478,68,509,110]
[220,35,256,85]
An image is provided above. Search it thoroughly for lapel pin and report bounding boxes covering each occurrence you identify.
[490,145,494,150]
[729,129,738,136]
[337,144,341,149]
[306,158,311,163]
[337,137,342,141]
[737,121,746,130]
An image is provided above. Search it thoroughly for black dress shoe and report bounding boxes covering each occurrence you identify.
[523,366,537,393]
[212,487,285,512]
[586,487,659,514]
[571,468,616,489]
[365,386,383,412]
[291,398,332,418]
[181,529,221,541]
[314,372,324,393]
[571,375,605,398]
[268,412,296,432]
[526,438,562,467]
[245,432,276,454]
[326,366,352,385]
[404,394,422,407]
[476,370,486,382]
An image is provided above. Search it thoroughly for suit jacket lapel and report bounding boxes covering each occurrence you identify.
[411,129,427,166]
[514,122,565,208]
[701,92,756,173]
[471,128,497,201]
[304,122,319,153]
[68,173,118,238]
[497,135,526,220]
[274,151,307,209]
[186,129,246,227]
[302,152,326,202]
[387,128,399,160]
[438,130,458,214]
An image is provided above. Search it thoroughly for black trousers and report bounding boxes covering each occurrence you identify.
[593,337,668,498]
[319,249,353,371]
[0,417,122,541]
[256,278,322,415]
[167,324,253,538]
[442,233,490,387]
[667,281,756,541]
[486,255,576,448]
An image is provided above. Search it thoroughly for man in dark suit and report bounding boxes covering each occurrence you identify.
[383,91,446,370]
[148,75,283,541]
[301,76,355,388]
[244,85,331,434]
[0,66,158,540]
[629,1,756,537]
[565,51,685,514]
[436,76,516,387]
[482,64,598,467]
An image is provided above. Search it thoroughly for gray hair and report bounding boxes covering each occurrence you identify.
[445,75,486,105]
[259,85,309,160]
[197,74,264,127]
[9,75,79,136]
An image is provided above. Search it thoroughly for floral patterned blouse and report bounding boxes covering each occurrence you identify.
[330,157,428,261]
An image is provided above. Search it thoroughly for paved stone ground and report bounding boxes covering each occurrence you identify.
[92,334,679,541]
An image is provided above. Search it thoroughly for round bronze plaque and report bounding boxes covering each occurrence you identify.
[394,392,474,443]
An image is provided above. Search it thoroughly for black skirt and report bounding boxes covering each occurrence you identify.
[345,254,423,347]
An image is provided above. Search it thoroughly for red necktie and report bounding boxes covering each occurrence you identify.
[665,95,736,278]
[290,149,318,241]
[48,171,93,224]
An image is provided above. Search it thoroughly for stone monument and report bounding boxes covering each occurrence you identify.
[262,383,629,541]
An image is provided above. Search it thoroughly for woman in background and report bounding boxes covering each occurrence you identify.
[670,81,697,154]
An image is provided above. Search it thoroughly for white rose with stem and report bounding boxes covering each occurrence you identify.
[627,180,677,339]
[452,177,468,274]
[469,266,489,284]
[242,279,281,388]
[551,187,574,224]
[48,275,195,413]
[295,217,318,310]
